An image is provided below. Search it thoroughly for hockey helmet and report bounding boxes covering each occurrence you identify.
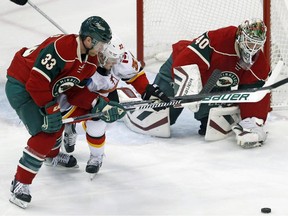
[98,34,126,67]
[79,16,112,46]
[236,18,267,65]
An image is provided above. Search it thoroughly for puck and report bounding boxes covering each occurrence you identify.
[261,208,271,213]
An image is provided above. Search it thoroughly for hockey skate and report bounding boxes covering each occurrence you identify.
[86,154,104,180]
[63,123,77,153]
[44,152,79,168]
[9,179,31,209]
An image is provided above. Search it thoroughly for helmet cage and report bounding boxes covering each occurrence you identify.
[98,35,125,67]
[237,19,267,65]
[98,52,123,67]
[92,40,108,53]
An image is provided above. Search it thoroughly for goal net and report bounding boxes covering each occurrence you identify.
[137,0,288,108]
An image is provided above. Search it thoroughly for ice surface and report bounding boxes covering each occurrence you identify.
[1,0,288,215]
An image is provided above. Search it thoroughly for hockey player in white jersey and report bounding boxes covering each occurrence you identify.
[61,34,169,178]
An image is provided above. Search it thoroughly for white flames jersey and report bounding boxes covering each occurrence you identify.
[87,51,142,97]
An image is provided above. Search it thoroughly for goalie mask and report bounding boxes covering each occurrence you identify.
[98,34,126,68]
[236,18,267,69]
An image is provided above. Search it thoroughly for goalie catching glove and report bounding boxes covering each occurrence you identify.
[92,96,126,123]
[141,84,170,111]
[232,117,267,149]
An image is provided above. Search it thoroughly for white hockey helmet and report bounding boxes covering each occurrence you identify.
[98,34,126,67]
[236,18,267,66]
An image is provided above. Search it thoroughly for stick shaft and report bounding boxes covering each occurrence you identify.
[28,0,67,34]
[63,61,286,124]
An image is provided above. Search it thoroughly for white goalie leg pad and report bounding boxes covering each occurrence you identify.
[173,64,202,112]
[117,87,140,103]
[117,87,142,123]
[123,108,170,137]
[205,106,241,141]
[117,87,171,137]
[232,117,267,149]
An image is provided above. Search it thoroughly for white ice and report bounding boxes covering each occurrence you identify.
[1,0,288,215]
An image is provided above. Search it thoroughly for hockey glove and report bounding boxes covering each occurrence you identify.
[141,84,170,111]
[232,117,267,149]
[39,100,62,133]
[92,96,126,123]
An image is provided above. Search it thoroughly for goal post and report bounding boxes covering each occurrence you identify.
[263,0,271,67]
[136,0,144,63]
[136,0,288,108]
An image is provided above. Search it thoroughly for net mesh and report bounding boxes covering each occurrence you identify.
[142,0,288,108]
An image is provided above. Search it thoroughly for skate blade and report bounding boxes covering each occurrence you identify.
[89,173,97,181]
[44,162,79,169]
[9,196,29,209]
[67,164,79,169]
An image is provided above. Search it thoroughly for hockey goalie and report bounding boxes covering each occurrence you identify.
[124,18,273,149]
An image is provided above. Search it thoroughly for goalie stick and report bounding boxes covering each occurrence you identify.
[133,76,288,109]
[63,76,288,124]
[119,60,284,108]
[63,61,286,123]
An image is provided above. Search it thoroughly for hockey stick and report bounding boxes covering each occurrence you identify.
[199,69,222,93]
[62,111,107,124]
[63,61,284,123]
[122,76,288,111]
[123,60,284,107]
[62,69,221,124]
[121,68,222,109]
[197,59,283,104]
[27,0,67,34]
[62,76,288,124]
[172,76,288,105]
